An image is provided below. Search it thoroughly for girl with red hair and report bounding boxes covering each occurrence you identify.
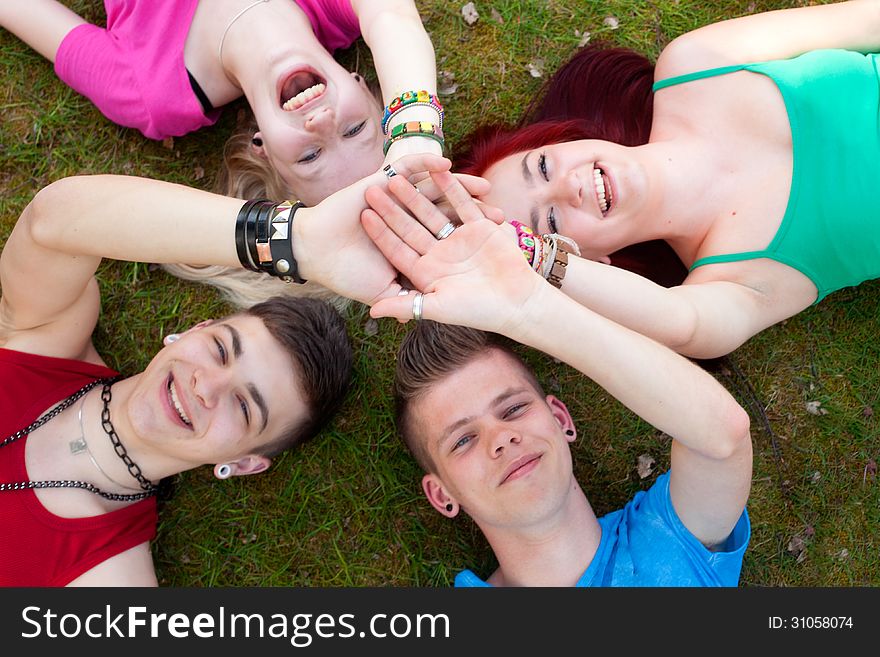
[454,0,880,359]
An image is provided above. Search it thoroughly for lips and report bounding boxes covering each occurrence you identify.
[280,69,327,111]
[500,453,542,485]
[166,375,193,429]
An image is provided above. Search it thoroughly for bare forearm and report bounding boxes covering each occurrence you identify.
[665,0,880,69]
[508,282,745,458]
[559,256,699,350]
[28,175,241,266]
[360,7,436,102]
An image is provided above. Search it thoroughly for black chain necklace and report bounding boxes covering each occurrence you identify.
[0,377,158,502]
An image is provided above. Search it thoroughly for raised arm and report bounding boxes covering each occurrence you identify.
[363,172,752,548]
[349,0,442,161]
[657,0,880,78]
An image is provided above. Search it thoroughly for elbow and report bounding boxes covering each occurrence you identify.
[708,401,753,462]
[24,177,85,248]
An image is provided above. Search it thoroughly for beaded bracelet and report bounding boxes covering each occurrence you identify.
[382,120,445,155]
[382,90,444,134]
[509,220,538,267]
[234,199,307,283]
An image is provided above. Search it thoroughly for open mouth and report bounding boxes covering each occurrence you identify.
[593,166,613,215]
[280,70,327,111]
[167,375,193,428]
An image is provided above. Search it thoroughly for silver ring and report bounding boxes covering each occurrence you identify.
[435,221,456,240]
[412,292,424,321]
[383,164,398,179]
[397,288,411,296]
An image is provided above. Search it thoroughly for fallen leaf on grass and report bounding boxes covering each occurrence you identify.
[575,29,591,47]
[490,7,504,24]
[636,454,655,479]
[603,16,619,30]
[461,2,479,26]
[437,70,458,96]
[193,165,205,181]
[805,400,827,415]
[526,59,545,78]
[364,317,379,337]
[862,406,874,418]
[162,137,174,150]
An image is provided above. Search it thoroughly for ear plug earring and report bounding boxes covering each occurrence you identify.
[217,464,232,479]
[251,136,263,147]
[445,503,453,512]
[565,429,575,436]
[164,333,180,344]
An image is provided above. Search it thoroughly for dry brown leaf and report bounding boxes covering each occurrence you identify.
[805,400,827,415]
[461,2,479,26]
[603,16,619,30]
[636,453,655,479]
[437,70,458,96]
[576,29,591,47]
[364,317,379,337]
[193,166,205,181]
[490,7,504,24]
[162,137,174,150]
[526,59,545,78]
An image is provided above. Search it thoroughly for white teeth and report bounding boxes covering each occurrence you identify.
[593,167,610,214]
[282,82,325,111]
[168,379,192,426]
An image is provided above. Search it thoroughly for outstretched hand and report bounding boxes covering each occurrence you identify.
[361,170,544,334]
[293,154,490,305]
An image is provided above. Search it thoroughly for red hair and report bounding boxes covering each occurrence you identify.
[455,43,686,287]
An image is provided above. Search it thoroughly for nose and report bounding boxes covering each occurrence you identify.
[549,170,582,208]
[304,107,336,135]
[489,423,522,458]
[192,366,231,408]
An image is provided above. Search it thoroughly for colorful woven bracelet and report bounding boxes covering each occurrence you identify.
[382,90,444,134]
[509,220,538,267]
[382,121,445,155]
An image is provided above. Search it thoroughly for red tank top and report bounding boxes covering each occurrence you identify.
[0,348,157,586]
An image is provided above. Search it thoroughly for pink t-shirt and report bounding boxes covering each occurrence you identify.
[54,0,361,140]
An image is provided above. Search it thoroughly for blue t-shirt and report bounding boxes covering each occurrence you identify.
[455,472,750,587]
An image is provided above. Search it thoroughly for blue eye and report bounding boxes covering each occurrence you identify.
[452,435,472,451]
[298,149,321,164]
[344,121,367,137]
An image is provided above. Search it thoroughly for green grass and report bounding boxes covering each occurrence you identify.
[1,0,877,587]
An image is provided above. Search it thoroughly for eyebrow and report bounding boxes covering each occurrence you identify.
[437,387,528,447]
[520,152,540,232]
[222,324,269,433]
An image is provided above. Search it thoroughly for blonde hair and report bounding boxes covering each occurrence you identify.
[162,115,349,311]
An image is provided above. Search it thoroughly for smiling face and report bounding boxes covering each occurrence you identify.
[251,65,384,205]
[480,139,651,260]
[125,316,308,469]
[409,349,578,530]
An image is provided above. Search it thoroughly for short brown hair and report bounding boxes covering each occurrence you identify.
[244,295,353,457]
[394,322,543,472]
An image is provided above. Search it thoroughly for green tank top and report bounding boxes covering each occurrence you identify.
[653,49,880,303]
